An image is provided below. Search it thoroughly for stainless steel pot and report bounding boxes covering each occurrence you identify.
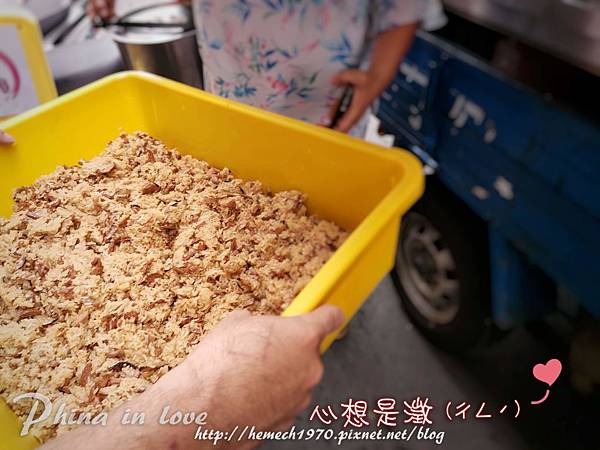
[444,0,600,75]
[108,2,203,88]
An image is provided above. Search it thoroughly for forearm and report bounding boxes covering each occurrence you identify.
[367,23,418,93]
[39,307,342,450]
[41,363,216,450]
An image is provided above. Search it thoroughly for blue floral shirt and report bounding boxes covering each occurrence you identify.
[193,1,444,128]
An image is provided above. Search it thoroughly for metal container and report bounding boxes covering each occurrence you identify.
[549,0,600,40]
[444,0,600,75]
[108,3,203,88]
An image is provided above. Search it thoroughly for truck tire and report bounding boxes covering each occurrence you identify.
[391,179,491,352]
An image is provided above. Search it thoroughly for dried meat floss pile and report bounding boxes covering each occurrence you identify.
[0,132,347,440]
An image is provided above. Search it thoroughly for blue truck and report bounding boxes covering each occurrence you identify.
[378,29,600,354]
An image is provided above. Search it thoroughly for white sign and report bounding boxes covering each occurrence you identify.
[0,24,39,116]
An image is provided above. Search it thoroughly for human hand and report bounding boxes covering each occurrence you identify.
[168,305,345,441]
[329,69,381,133]
[41,305,344,450]
[330,24,418,133]
[86,0,116,20]
[0,130,15,145]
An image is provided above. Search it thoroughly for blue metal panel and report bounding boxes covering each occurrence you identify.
[378,36,443,153]
[378,32,600,321]
[434,126,600,316]
[489,229,555,328]
[434,56,600,222]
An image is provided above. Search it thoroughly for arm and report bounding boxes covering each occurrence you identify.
[331,23,418,133]
[41,306,344,450]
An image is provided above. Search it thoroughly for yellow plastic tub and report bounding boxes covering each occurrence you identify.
[0,71,424,449]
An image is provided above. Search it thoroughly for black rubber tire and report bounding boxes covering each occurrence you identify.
[391,179,492,353]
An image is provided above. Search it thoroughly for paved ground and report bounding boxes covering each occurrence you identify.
[265,276,598,450]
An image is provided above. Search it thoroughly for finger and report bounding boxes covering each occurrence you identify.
[88,0,114,19]
[335,93,370,133]
[301,305,344,342]
[99,1,114,19]
[92,0,106,12]
[327,95,342,123]
[331,69,368,88]
[0,130,15,145]
[86,0,103,17]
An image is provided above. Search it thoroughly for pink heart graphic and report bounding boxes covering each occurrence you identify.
[532,359,562,387]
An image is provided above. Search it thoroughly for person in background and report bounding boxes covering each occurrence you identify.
[1,1,445,141]
[89,0,445,135]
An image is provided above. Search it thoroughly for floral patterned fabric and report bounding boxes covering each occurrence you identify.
[192,0,444,129]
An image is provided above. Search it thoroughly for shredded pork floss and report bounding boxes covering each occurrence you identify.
[0,132,347,441]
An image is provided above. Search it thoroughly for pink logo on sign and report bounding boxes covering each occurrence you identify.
[0,51,21,98]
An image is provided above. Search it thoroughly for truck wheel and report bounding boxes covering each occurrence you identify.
[391,181,491,352]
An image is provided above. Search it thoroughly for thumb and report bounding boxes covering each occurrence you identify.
[0,130,15,145]
[302,305,345,342]
[331,69,368,88]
